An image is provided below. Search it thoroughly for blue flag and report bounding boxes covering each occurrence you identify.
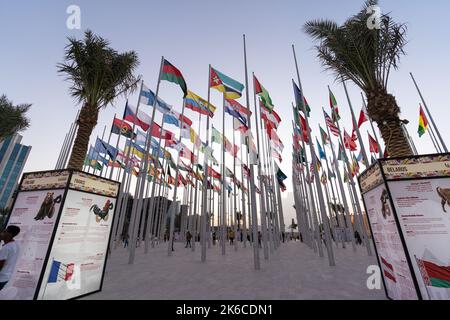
[316,138,326,160]
[162,113,180,127]
[95,138,119,160]
[48,260,62,283]
[140,84,172,114]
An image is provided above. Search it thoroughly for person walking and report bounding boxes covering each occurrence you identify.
[229,230,235,245]
[0,225,21,291]
[258,231,262,248]
[123,233,129,248]
[185,231,192,248]
[212,232,217,246]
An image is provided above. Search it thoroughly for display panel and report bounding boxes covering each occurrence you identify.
[387,178,450,300]
[0,189,64,300]
[362,184,419,300]
[36,189,116,300]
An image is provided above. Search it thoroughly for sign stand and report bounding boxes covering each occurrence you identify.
[358,153,450,300]
[0,169,120,300]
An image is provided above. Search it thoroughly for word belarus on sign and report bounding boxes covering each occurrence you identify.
[359,153,450,300]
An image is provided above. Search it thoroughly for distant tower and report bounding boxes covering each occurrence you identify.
[0,134,32,209]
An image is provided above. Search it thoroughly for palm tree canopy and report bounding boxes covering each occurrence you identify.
[58,30,140,110]
[304,0,407,92]
[0,95,31,141]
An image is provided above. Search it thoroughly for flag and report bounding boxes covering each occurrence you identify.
[272,148,282,162]
[151,123,174,140]
[324,110,340,137]
[337,143,345,161]
[162,113,180,127]
[225,99,251,116]
[95,138,119,160]
[358,108,368,128]
[123,103,152,132]
[254,75,274,112]
[242,163,250,179]
[48,260,74,283]
[140,84,173,114]
[210,67,244,99]
[225,99,248,126]
[368,133,379,154]
[321,171,327,185]
[320,126,330,146]
[260,102,281,129]
[416,258,450,288]
[161,59,187,97]
[329,88,340,122]
[111,118,135,139]
[316,138,326,159]
[418,105,429,137]
[185,90,216,117]
[292,80,310,117]
[380,256,397,283]
[225,167,234,178]
[275,165,288,183]
[298,113,310,144]
[233,118,248,134]
[344,130,357,151]
[211,126,223,145]
[223,136,239,157]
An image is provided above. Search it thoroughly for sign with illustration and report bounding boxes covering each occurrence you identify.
[359,153,450,300]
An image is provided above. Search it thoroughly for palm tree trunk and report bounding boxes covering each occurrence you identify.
[67,104,98,170]
[367,90,413,157]
[377,119,413,157]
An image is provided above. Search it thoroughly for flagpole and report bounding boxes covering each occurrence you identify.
[320,129,346,249]
[410,72,448,152]
[128,57,164,264]
[331,109,372,256]
[102,115,116,178]
[232,117,239,252]
[401,122,419,155]
[292,46,335,264]
[258,105,274,253]
[361,93,383,158]
[238,124,248,248]
[252,73,270,261]
[109,113,122,180]
[56,132,69,169]
[93,126,107,175]
[59,109,80,169]
[243,34,261,270]
[342,81,369,167]
[292,108,321,255]
[322,108,357,251]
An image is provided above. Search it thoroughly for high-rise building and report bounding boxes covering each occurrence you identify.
[0,134,32,209]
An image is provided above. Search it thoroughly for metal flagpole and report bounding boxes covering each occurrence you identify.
[238,123,248,248]
[292,46,335,264]
[128,58,164,264]
[361,93,383,158]
[221,94,227,256]
[102,115,115,178]
[342,81,369,167]
[410,72,448,152]
[243,35,261,270]
[55,132,69,169]
[59,109,80,169]
[93,126,107,176]
[292,111,321,255]
[333,112,372,256]
[200,65,212,262]
[322,109,357,251]
[167,99,187,256]
[232,119,238,251]
[191,112,202,252]
[252,74,270,260]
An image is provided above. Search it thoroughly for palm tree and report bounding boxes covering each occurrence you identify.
[304,0,412,157]
[0,95,31,142]
[58,30,140,170]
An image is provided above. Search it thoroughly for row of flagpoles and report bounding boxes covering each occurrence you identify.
[54,34,447,270]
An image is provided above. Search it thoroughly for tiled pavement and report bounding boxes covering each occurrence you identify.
[84,240,386,300]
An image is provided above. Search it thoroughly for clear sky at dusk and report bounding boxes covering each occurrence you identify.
[1,1,449,223]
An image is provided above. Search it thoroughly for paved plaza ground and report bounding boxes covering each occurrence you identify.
[84,240,386,300]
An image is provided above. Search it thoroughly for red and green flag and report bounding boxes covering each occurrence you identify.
[418,105,429,137]
[417,258,450,288]
[320,126,330,146]
[161,59,187,98]
[329,88,341,122]
[254,75,274,112]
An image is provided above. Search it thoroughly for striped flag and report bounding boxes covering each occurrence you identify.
[324,110,340,137]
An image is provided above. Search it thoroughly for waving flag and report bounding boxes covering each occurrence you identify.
[260,102,281,129]
[292,80,309,117]
[225,99,247,125]
[368,133,379,154]
[329,88,341,122]
[48,260,75,283]
[358,107,368,128]
[223,136,240,157]
[111,118,135,139]
[324,110,340,137]
[161,59,187,97]
[320,126,330,146]
[210,67,244,99]
[95,138,119,160]
[185,90,216,117]
[151,123,174,140]
[316,138,326,159]
[418,105,429,137]
[233,117,248,134]
[123,103,152,131]
[344,130,357,151]
[211,126,223,145]
[254,75,274,112]
[140,84,172,114]
[272,148,282,162]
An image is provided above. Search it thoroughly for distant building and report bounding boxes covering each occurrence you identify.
[0,134,31,209]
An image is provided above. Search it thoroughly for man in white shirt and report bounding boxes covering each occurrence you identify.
[0,225,21,291]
